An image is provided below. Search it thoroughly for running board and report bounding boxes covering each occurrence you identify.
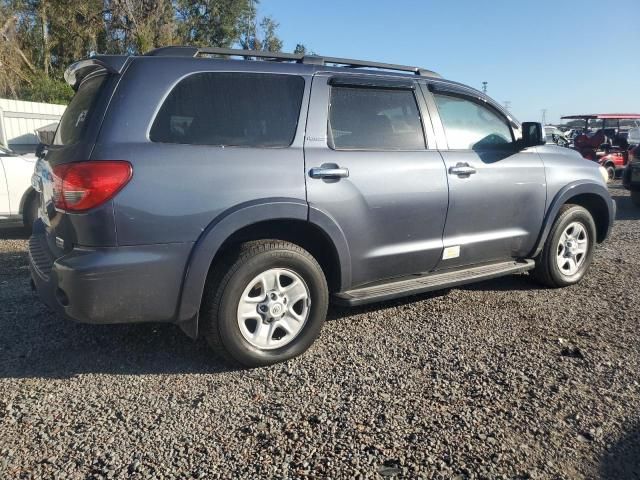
[333,259,535,306]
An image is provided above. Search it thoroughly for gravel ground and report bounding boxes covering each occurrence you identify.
[1,182,639,479]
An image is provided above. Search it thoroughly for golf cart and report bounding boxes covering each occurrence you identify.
[561,113,640,180]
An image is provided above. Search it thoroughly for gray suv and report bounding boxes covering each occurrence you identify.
[29,47,615,367]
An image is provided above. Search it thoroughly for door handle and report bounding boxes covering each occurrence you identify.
[309,166,349,179]
[448,163,477,177]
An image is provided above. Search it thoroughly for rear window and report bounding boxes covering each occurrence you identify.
[54,74,107,146]
[150,73,305,147]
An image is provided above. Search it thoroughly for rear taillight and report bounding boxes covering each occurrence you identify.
[53,161,132,212]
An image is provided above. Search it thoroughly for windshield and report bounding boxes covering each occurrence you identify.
[54,74,107,146]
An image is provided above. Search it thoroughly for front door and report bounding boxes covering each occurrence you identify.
[304,74,449,289]
[423,86,546,269]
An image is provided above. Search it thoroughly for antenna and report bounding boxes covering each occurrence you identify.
[481,81,488,94]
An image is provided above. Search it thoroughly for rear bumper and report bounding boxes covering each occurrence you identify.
[29,224,193,325]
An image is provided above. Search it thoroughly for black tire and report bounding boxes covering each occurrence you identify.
[22,192,39,233]
[632,190,640,207]
[605,164,616,181]
[201,240,328,367]
[532,204,596,288]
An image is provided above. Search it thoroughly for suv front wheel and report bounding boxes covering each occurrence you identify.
[533,205,596,288]
[202,240,329,367]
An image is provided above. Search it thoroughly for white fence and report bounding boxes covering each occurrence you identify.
[0,98,66,153]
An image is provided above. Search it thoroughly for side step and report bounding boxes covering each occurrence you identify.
[333,259,535,306]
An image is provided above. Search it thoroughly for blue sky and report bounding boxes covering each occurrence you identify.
[259,0,640,124]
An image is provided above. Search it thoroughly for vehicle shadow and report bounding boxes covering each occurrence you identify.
[611,194,640,221]
[325,289,450,322]
[1,245,544,379]
[600,423,640,479]
[0,224,29,240]
[0,252,237,379]
[459,272,540,292]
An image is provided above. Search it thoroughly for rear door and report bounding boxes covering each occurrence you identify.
[421,83,546,269]
[304,74,449,288]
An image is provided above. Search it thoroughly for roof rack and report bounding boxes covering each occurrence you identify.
[145,46,440,78]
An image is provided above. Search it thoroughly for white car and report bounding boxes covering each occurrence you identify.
[0,145,39,229]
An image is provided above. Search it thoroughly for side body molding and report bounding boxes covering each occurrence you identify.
[529,180,615,258]
[176,199,352,338]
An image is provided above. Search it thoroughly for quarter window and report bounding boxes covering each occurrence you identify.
[328,86,426,150]
[433,94,513,150]
[150,73,305,147]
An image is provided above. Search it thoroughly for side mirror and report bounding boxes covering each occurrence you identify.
[521,122,545,148]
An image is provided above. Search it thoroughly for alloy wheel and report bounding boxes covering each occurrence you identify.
[556,221,589,276]
[236,268,311,350]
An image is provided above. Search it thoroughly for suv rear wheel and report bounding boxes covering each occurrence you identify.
[202,240,328,367]
[532,205,596,288]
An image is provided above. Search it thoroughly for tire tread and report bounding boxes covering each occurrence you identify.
[202,240,324,366]
[533,204,594,288]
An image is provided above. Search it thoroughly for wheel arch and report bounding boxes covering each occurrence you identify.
[19,186,36,215]
[531,181,614,258]
[175,199,351,338]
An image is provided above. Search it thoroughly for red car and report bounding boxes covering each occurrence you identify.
[561,114,640,180]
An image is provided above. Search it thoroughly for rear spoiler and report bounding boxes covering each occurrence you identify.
[64,55,129,90]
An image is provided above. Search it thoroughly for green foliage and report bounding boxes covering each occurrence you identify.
[294,43,314,56]
[1,0,305,103]
[176,0,254,48]
[18,73,73,105]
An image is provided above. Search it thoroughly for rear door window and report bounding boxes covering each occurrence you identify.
[54,74,107,146]
[150,73,305,147]
[328,86,426,150]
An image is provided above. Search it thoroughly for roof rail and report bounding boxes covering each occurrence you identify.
[145,46,441,78]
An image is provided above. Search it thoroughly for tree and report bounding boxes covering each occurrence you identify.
[0,5,39,97]
[293,43,314,56]
[0,0,298,103]
[238,1,282,52]
[175,0,253,48]
[259,16,281,52]
[103,0,176,54]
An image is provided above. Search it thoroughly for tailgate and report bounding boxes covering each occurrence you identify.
[36,68,122,253]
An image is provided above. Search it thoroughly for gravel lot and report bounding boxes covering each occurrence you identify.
[1,182,638,479]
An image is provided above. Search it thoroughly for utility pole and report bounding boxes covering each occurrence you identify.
[481,81,488,94]
[503,101,511,112]
[541,109,547,126]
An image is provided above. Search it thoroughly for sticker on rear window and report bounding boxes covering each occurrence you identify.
[75,110,88,127]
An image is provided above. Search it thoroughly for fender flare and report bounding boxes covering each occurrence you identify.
[530,180,614,258]
[175,199,351,337]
